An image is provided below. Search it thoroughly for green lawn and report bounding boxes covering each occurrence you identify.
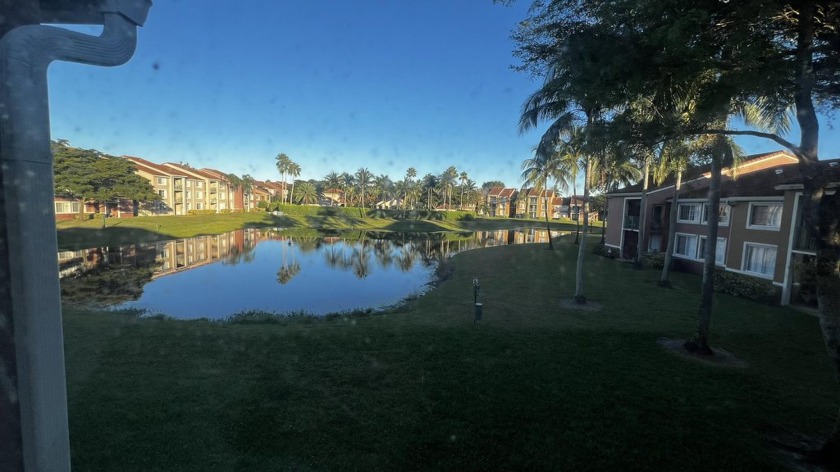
[56,210,592,250]
[62,235,833,471]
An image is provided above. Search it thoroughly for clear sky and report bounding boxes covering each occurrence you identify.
[47,1,838,188]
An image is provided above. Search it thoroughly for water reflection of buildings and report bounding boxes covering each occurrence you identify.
[58,228,269,281]
[57,228,566,304]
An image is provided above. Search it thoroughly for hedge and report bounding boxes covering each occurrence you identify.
[713,269,778,303]
[264,204,478,222]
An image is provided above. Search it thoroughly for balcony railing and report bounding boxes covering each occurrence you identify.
[174,184,183,191]
[623,214,640,230]
[209,188,217,194]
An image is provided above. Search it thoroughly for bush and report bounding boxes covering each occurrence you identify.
[713,269,778,303]
[219,209,232,214]
[187,209,217,216]
[257,200,268,209]
[640,252,665,269]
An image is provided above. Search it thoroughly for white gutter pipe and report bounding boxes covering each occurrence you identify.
[0,1,151,470]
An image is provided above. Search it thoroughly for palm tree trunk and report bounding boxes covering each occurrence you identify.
[574,157,591,304]
[684,152,723,355]
[573,179,580,244]
[543,177,554,250]
[635,153,651,266]
[659,169,682,287]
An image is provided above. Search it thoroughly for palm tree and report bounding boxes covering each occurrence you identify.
[404,167,417,209]
[340,172,355,206]
[521,148,568,250]
[294,181,318,205]
[275,153,292,203]
[458,171,469,210]
[355,167,372,210]
[287,161,301,205]
[421,174,438,210]
[439,166,458,210]
[591,143,642,245]
[324,171,342,191]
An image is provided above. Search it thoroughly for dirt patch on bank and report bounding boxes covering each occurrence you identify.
[658,338,748,368]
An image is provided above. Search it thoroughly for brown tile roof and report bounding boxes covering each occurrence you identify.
[124,156,186,176]
[608,150,797,195]
[162,162,219,180]
[680,164,795,199]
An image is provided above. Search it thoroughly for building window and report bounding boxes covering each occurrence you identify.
[196,181,204,189]
[196,202,203,210]
[674,233,697,258]
[158,189,166,198]
[698,237,727,266]
[748,202,782,230]
[701,203,730,226]
[186,180,193,187]
[55,201,81,213]
[156,177,168,185]
[743,243,777,278]
[197,191,204,199]
[677,203,702,224]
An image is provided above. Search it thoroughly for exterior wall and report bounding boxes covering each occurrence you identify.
[725,197,790,284]
[604,197,625,248]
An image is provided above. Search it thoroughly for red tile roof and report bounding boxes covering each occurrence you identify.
[162,162,220,180]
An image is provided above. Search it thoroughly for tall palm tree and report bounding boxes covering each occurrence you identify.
[287,161,301,205]
[458,171,469,210]
[421,174,438,210]
[275,153,292,203]
[404,167,417,209]
[355,167,372,210]
[591,142,642,245]
[324,171,342,191]
[521,148,568,250]
[340,172,355,206]
[438,167,457,210]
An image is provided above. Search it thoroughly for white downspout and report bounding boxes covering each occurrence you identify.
[0,2,151,470]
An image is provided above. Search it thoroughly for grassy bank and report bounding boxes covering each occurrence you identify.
[63,236,835,471]
[56,208,594,249]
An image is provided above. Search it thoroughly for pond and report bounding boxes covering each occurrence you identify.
[58,227,565,319]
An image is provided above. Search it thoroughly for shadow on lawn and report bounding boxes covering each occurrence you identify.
[57,226,169,250]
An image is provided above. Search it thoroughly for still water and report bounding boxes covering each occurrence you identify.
[58,227,562,318]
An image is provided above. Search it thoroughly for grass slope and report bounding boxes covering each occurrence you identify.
[56,211,588,250]
[63,236,834,471]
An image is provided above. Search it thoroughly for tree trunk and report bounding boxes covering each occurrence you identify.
[574,157,591,304]
[101,203,107,229]
[544,176,553,250]
[635,152,651,266]
[684,152,723,355]
[573,179,580,244]
[659,169,682,287]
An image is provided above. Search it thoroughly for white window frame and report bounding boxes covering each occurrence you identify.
[701,203,730,227]
[673,232,698,259]
[677,203,702,224]
[54,201,81,214]
[747,202,783,231]
[158,189,166,198]
[698,236,727,266]
[156,176,168,185]
[742,242,778,279]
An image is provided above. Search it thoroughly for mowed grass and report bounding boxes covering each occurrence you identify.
[56,212,578,250]
[62,235,836,471]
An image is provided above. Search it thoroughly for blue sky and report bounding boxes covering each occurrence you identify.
[48,1,838,188]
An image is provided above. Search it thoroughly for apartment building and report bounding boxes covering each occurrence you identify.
[514,188,558,219]
[486,187,517,217]
[604,150,838,306]
[125,156,191,215]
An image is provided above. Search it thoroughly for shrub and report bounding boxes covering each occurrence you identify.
[257,200,268,209]
[640,252,665,269]
[187,209,217,216]
[219,209,232,214]
[713,269,778,303]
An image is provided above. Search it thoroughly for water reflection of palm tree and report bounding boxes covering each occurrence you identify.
[350,237,372,279]
[396,243,417,272]
[277,237,302,284]
[276,262,301,284]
